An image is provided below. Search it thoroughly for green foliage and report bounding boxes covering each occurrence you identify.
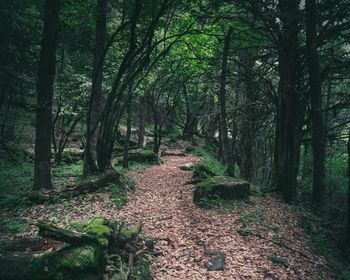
[70,219,112,247]
[301,218,350,278]
[125,149,160,165]
[2,216,27,234]
[130,257,151,280]
[190,146,225,176]
[237,227,252,237]
[268,254,288,267]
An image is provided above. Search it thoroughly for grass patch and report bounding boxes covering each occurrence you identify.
[2,216,28,234]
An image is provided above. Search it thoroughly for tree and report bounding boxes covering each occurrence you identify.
[348,130,350,248]
[306,0,326,211]
[84,0,108,175]
[275,0,301,202]
[33,0,61,190]
[218,28,234,177]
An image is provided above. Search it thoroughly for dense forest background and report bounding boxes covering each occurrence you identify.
[1,0,350,279]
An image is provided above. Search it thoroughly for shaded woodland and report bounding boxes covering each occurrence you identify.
[1,0,350,279]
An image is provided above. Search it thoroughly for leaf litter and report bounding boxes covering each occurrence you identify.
[0,150,335,279]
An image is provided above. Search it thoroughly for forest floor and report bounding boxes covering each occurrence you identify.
[0,149,336,279]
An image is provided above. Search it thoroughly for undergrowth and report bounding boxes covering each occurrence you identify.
[301,217,350,279]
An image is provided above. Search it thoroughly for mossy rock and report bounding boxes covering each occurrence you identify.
[31,244,104,280]
[127,149,160,164]
[192,163,216,181]
[61,148,84,164]
[193,176,250,204]
[118,223,142,246]
[70,219,112,247]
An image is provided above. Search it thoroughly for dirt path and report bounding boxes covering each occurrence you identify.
[115,151,334,279]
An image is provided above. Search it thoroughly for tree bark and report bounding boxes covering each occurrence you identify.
[240,52,255,181]
[137,96,146,148]
[275,0,300,202]
[218,28,234,177]
[123,90,133,168]
[33,0,60,190]
[306,0,326,212]
[84,0,108,175]
[347,130,350,247]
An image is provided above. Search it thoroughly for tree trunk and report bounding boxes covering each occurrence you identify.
[306,0,326,212]
[240,52,255,181]
[123,90,133,168]
[33,0,60,190]
[84,0,108,175]
[347,130,350,248]
[218,28,234,177]
[137,96,146,148]
[275,0,300,202]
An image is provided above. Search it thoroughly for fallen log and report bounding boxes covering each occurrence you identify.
[37,223,101,247]
[161,151,186,157]
[42,170,120,200]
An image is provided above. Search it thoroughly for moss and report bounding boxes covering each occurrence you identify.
[118,223,142,246]
[268,254,288,267]
[130,257,151,280]
[237,227,252,237]
[31,245,103,280]
[194,176,250,205]
[61,148,84,164]
[70,219,112,247]
[192,163,217,181]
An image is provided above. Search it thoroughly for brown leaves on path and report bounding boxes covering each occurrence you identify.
[1,150,334,279]
[113,152,333,280]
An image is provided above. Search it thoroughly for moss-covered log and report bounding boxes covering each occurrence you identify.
[37,223,101,247]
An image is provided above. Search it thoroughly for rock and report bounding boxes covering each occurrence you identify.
[179,163,195,171]
[204,250,226,271]
[144,237,155,251]
[190,217,200,224]
[193,176,250,204]
[192,164,216,181]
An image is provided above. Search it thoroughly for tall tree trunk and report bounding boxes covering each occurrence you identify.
[240,53,255,181]
[123,90,133,168]
[306,0,326,211]
[84,0,108,175]
[276,0,300,202]
[218,28,234,176]
[137,96,146,148]
[347,130,350,248]
[33,0,60,190]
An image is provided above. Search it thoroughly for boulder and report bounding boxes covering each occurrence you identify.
[193,176,250,204]
[179,163,195,171]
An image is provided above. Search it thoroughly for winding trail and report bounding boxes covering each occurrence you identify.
[115,150,334,279]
